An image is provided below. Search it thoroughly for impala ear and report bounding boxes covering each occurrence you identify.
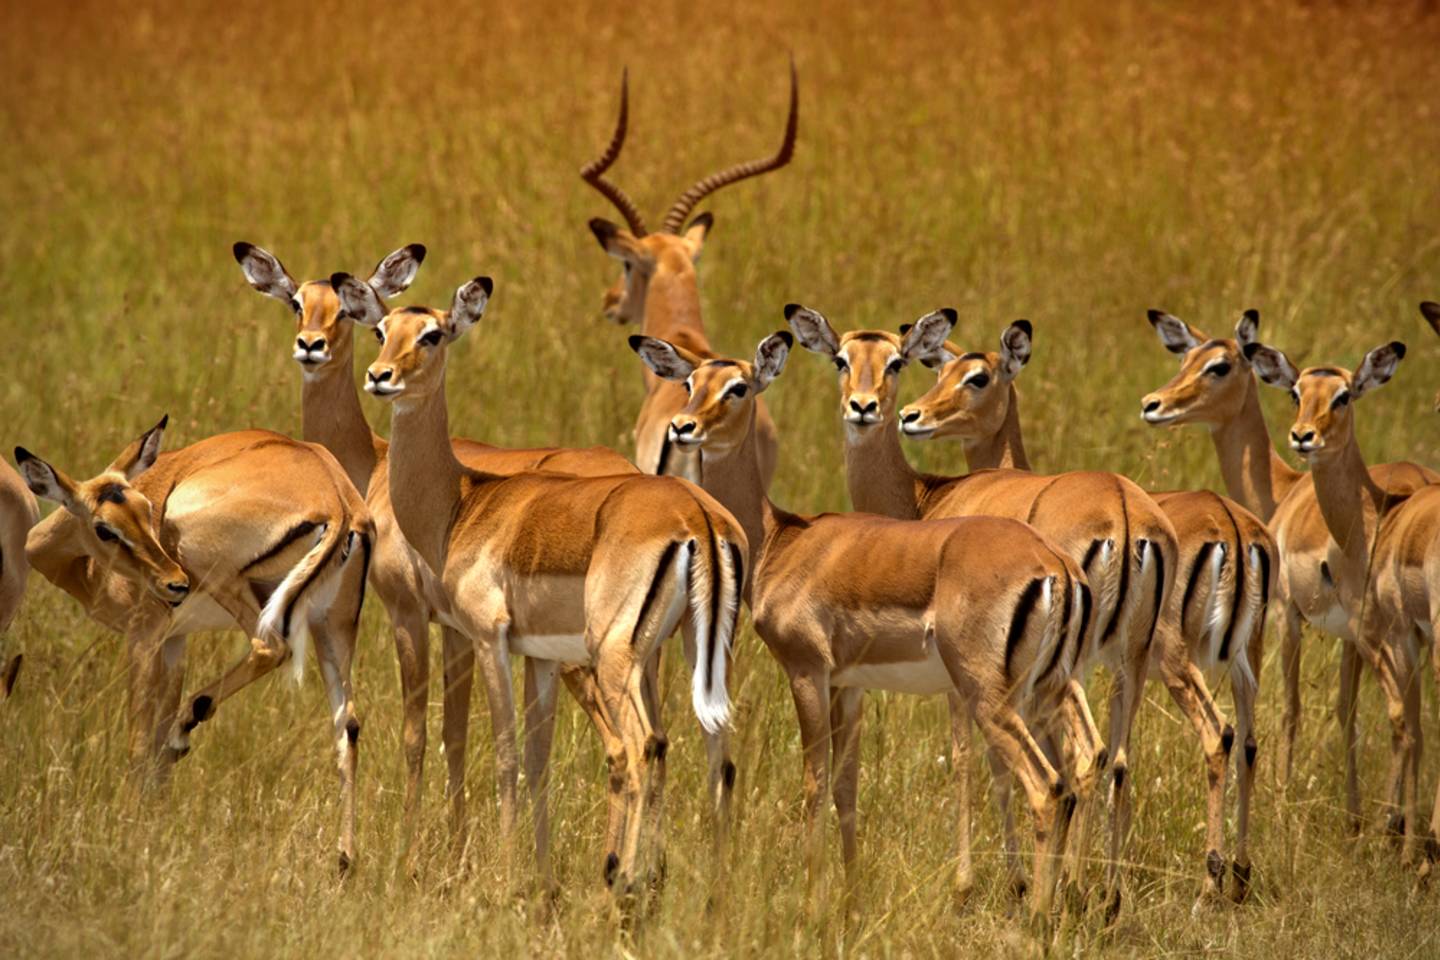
[783,303,839,357]
[588,218,654,268]
[1351,341,1406,397]
[107,414,167,480]
[368,244,427,298]
[447,277,493,339]
[683,212,713,257]
[901,309,958,365]
[1146,309,1205,355]
[1235,309,1260,350]
[1243,342,1300,390]
[628,336,698,381]
[1419,302,1440,338]
[997,320,1032,381]
[753,331,793,393]
[14,447,81,514]
[330,272,387,326]
[233,242,298,303]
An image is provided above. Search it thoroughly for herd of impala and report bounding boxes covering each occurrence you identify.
[2,65,1439,924]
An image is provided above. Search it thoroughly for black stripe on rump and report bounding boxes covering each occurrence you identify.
[1102,484,1131,645]
[726,540,745,636]
[352,532,372,631]
[1255,545,1271,613]
[631,540,681,646]
[243,520,320,574]
[1005,578,1047,683]
[1180,541,1217,636]
[1038,568,1074,684]
[1218,507,1247,662]
[1144,539,1165,652]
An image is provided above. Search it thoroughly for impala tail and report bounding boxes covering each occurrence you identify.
[686,526,744,734]
[256,519,355,684]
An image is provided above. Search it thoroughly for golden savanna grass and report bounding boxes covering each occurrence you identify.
[2,0,1439,955]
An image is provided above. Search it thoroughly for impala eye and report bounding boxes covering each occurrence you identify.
[374,329,385,344]
[966,373,990,390]
[290,299,303,315]
[419,329,443,347]
[1206,362,1231,377]
[834,358,848,373]
[726,384,749,400]
[1331,391,1350,409]
[1289,389,1300,407]
[683,380,692,395]
[886,358,905,375]
[95,524,118,543]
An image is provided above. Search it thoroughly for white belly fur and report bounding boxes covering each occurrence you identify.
[509,633,589,665]
[832,648,951,696]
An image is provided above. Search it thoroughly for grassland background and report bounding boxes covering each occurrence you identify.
[2,0,1439,956]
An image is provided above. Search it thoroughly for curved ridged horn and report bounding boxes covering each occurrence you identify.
[660,58,799,234]
[580,68,649,237]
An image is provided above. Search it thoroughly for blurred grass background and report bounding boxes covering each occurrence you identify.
[2,0,1439,955]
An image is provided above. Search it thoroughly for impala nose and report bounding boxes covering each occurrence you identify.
[297,335,326,353]
[1142,397,1162,415]
[670,417,701,444]
[900,408,921,424]
[165,579,190,606]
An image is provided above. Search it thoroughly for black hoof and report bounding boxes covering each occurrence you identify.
[1009,875,1029,901]
[1231,860,1252,903]
[1387,812,1407,839]
[338,851,353,876]
[1104,885,1122,925]
[183,695,215,733]
[721,759,737,791]
[603,851,619,887]
[1425,836,1440,864]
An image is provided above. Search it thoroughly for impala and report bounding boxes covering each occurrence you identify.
[786,305,1179,915]
[21,418,372,869]
[899,315,1274,901]
[332,271,746,895]
[1,459,39,697]
[629,327,1099,916]
[581,64,796,486]
[1247,336,1439,863]
[1141,309,1437,829]
[234,242,638,872]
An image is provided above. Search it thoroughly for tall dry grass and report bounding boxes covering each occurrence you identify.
[1,0,1438,955]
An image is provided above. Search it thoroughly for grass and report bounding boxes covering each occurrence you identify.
[2,0,1440,955]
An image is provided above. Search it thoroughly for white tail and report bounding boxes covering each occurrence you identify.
[688,533,741,734]
[256,521,346,684]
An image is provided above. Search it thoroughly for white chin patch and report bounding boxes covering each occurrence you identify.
[365,381,404,397]
[294,350,331,366]
[1141,409,1176,424]
[900,422,935,436]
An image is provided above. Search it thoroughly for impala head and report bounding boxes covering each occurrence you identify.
[1244,338,1406,462]
[630,331,792,456]
[14,416,189,606]
[786,304,954,429]
[582,62,798,324]
[1141,309,1261,427]
[233,242,426,373]
[1421,301,1440,412]
[332,273,492,404]
[898,315,1032,441]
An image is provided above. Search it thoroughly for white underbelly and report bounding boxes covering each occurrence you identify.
[166,595,236,636]
[509,633,589,665]
[832,649,951,696]
[1309,602,1350,638]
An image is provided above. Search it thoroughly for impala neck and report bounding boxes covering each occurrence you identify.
[962,384,1031,472]
[1210,375,1302,521]
[1307,427,1386,569]
[300,347,381,495]
[697,405,777,571]
[842,418,924,520]
[385,377,464,571]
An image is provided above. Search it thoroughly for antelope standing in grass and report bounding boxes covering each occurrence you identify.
[21,418,372,869]
[899,315,1274,901]
[1142,310,1437,831]
[582,64,797,486]
[233,242,637,871]
[332,271,745,895]
[1,459,39,697]
[785,305,1179,915]
[629,327,1100,918]
[1246,336,1440,864]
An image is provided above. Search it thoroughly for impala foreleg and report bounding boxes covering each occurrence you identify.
[440,625,475,852]
[1338,639,1363,833]
[388,601,430,872]
[830,686,865,876]
[786,669,832,895]
[523,657,561,892]
[1277,599,1304,790]
[475,625,520,851]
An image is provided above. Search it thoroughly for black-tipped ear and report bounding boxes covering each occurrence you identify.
[784,304,840,356]
[629,335,697,381]
[753,331,792,392]
[783,303,802,321]
[589,218,619,248]
[1244,342,1300,389]
[1147,309,1204,355]
[367,244,427,298]
[234,241,298,302]
[1236,309,1260,349]
[331,272,387,326]
[687,212,714,234]
[13,446,33,467]
[1352,340,1406,397]
[1420,302,1440,335]
[899,323,912,336]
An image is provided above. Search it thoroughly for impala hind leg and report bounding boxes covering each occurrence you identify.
[388,603,431,874]
[1428,617,1440,867]
[1231,653,1259,901]
[634,654,669,892]
[523,658,560,892]
[1102,659,1146,922]
[127,618,185,780]
[1161,654,1232,899]
[313,613,361,875]
[786,669,833,897]
[476,625,520,865]
[593,634,654,899]
[440,625,474,853]
[1054,680,1106,899]
[560,667,629,883]
[830,687,865,877]
[947,694,976,905]
[1277,600,1304,790]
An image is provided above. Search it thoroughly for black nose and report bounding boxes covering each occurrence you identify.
[900,409,920,424]
[1291,429,1315,445]
[849,398,878,416]
[166,581,189,597]
[297,335,326,352]
[369,369,392,384]
[674,421,697,436]
[1143,399,1161,414]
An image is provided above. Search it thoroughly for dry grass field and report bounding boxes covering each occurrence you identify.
[2,0,1439,955]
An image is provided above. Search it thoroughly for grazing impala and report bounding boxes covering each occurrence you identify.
[21,418,372,870]
[581,65,797,486]
[630,328,1099,917]
[331,271,745,895]
[786,305,1179,915]
[233,242,637,870]
[1,459,39,697]
[1246,337,1440,863]
[1141,310,1437,830]
[899,315,1274,901]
